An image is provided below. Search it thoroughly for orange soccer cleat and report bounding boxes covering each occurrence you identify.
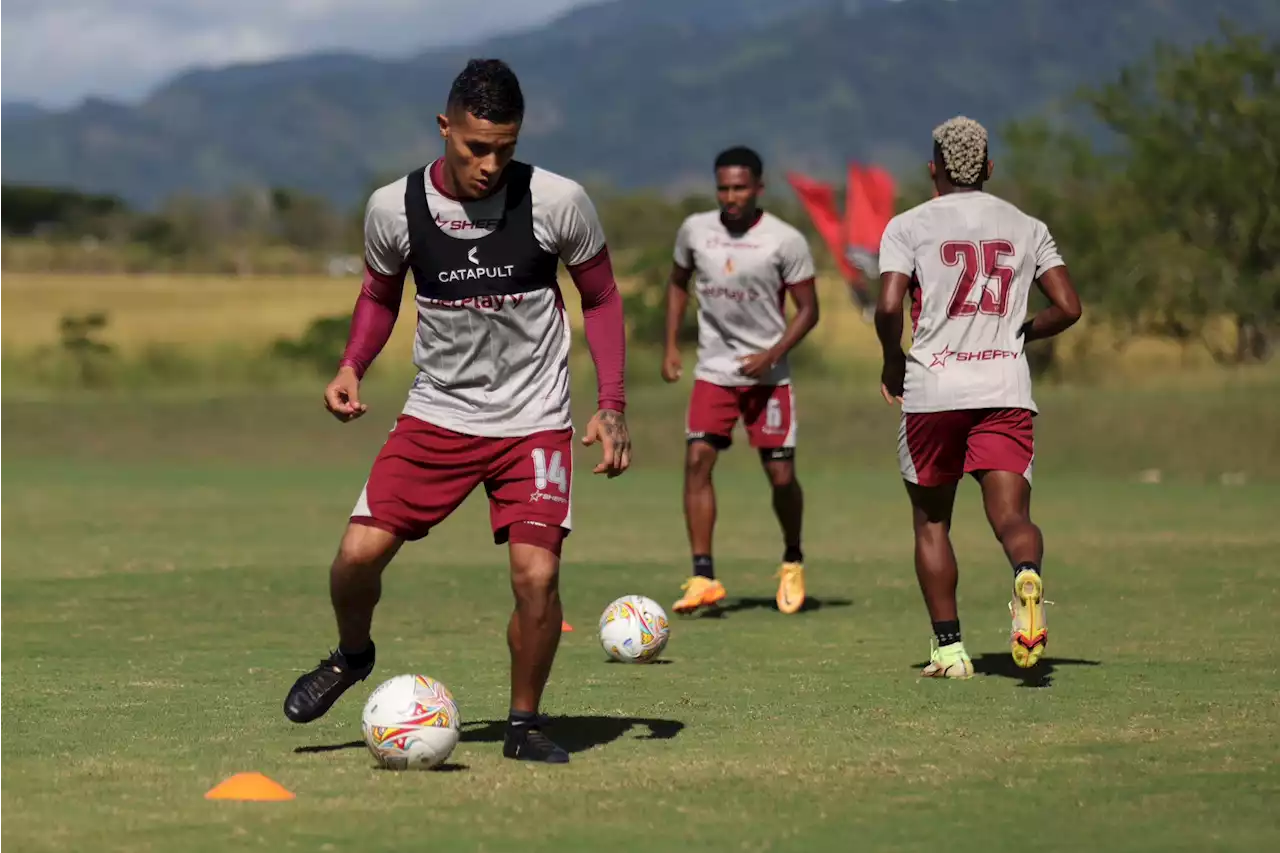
[672,576,727,614]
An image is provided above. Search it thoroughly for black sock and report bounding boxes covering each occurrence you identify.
[693,554,715,580]
[507,709,539,731]
[932,620,962,647]
[783,544,803,564]
[339,641,375,670]
[1014,561,1041,578]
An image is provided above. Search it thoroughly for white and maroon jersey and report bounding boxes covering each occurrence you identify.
[878,192,1064,414]
[364,159,606,437]
[674,211,816,387]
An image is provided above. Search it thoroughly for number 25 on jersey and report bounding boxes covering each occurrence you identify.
[941,240,1015,319]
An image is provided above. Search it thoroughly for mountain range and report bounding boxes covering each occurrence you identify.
[4,0,1278,207]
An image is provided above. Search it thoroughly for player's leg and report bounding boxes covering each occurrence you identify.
[504,535,569,763]
[674,380,736,614]
[744,384,805,613]
[330,524,403,654]
[675,439,729,613]
[485,429,574,762]
[967,408,1045,668]
[976,470,1043,569]
[762,454,805,611]
[900,411,974,678]
[282,415,482,723]
[283,524,402,724]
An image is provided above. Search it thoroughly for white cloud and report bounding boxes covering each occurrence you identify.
[1,0,589,106]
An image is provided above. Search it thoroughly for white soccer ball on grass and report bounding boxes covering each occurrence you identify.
[599,595,670,663]
[360,674,460,770]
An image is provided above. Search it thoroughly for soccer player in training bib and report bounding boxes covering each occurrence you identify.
[282,60,630,763]
[875,117,1082,678]
[662,147,820,616]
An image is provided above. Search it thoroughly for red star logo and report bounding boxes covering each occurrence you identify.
[930,346,956,368]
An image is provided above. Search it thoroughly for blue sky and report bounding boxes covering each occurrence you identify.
[2,0,592,107]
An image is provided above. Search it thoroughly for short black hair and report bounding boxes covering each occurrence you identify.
[714,146,763,179]
[447,59,524,124]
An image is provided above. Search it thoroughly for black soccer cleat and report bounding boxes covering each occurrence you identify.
[502,716,570,764]
[283,649,374,724]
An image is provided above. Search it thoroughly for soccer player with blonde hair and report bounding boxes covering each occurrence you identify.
[875,116,1083,678]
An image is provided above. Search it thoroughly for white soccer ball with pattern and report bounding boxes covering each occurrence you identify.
[360,674,461,770]
[599,595,670,663]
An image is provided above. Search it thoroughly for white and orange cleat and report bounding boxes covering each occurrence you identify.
[921,639,974,679]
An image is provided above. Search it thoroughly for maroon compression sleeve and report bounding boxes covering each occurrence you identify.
[339,264,406,378]
[568,246,626,412]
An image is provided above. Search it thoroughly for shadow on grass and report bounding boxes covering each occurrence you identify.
[293,740,469,772]
[909,654,1102,688]
[461,715,685,754]
[974,653,1102,688]
[603,657,673,665]
[374,762,469,773]
[694,596,853,618]
[294,740,364,754]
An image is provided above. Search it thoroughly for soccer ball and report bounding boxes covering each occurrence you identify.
[360,674,461,770]
[599,595,670,663]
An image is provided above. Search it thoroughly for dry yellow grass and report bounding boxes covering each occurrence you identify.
[1,273,407,353]
[0,271,1234,376]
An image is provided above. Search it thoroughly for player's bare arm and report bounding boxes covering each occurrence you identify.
[1020,265,1083,342]
[663,263,693,382]
[738,279,819,379]
[875,271,910,404]
[328,264,407,422]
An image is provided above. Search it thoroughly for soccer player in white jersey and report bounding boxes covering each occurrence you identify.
[662,147,820,616]
[875,116,1082,678]
[282,60,631,763]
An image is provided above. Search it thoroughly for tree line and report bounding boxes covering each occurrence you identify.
[4,29,1276,363]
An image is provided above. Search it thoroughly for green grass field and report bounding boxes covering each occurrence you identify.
[4,372,1279,852]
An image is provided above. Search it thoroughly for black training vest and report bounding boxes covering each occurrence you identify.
[404,161,559,301]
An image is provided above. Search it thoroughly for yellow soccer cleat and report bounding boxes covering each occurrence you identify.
[672,576,726,614]
[1010,568,1048,669]
[921,639,974,679]
[775,562,806,614]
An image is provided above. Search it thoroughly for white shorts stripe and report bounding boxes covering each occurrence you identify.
[897,415,920,484]
[783,385,798,448]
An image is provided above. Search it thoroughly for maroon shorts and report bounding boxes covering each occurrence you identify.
[686,380,796,453]
[350,415,572,552]
[898,408,1035,487]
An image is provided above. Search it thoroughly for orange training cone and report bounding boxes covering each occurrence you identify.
[205,772,295,801]
[561,620,574,632]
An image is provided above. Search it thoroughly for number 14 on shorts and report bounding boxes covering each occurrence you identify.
[531,448,568,494]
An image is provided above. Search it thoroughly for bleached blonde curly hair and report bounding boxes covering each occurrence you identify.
[932,116,989,186]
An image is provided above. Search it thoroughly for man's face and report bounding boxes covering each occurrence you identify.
[438,109,521,198]
[716,166,762,222]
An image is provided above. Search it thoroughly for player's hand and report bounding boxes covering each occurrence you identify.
[737,349,777,379]
[880,359,905,406]
[582,408,631,478]
[324,365,368,422]
[661,348,683,383]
